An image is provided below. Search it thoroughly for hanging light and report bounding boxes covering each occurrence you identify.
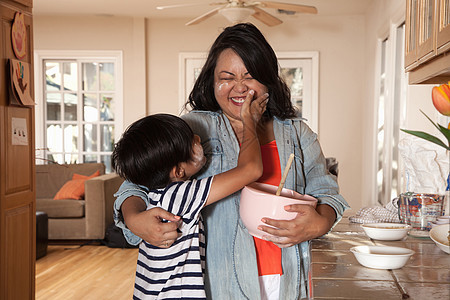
[219,7,254,24]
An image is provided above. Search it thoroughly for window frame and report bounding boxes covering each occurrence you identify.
[373,21,407,206]
[34,50,124,169]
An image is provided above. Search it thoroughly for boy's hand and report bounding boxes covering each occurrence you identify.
[134,208,181,248]
[122,197,181,248]
[241,90,269,124]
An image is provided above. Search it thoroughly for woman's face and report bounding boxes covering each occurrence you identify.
[214,48,268,123]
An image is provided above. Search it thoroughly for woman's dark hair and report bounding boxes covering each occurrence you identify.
[187,22,297,120]
[112,114,194,189]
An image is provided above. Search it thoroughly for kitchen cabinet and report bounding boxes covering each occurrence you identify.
[405,0,450,84]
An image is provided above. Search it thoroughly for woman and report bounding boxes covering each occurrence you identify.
[114,23,349,299]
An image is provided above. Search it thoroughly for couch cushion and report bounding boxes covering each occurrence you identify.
[36,163,105,199]
[53,170,101,200]
[36,198,85,218]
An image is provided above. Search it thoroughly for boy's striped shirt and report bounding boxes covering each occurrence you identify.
[133,177,212,300]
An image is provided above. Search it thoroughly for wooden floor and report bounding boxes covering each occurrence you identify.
[36,244,139,300]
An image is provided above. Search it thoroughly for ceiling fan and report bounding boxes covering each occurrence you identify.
[156,0,318,26]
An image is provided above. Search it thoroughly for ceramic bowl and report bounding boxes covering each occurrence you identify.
[361,223,411,240]
[429,224,450,254]
[350,245,415,269]
[239,182,317,239]
[430,216,450,228]
[437,216,450,223]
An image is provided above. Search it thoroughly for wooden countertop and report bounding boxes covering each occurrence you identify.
[310,217,450,299]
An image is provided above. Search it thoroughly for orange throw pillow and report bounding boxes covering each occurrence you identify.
[54,170,100,200]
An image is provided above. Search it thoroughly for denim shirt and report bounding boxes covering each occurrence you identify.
[114,111,349,300]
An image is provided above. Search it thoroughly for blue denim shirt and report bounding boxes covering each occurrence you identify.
[114,111,349,299]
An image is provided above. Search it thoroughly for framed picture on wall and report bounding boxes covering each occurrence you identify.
[179,51,319,134]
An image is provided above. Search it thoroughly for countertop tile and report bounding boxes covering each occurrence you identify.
[312,263,393,280]
[393,266,450,283]
[407,253,450,268]
[399,282,450,300]
[373,239,443,255]
[312,237,373,250]
[311,250,356,264]
[332,222,365,233]
[312,280,402,299]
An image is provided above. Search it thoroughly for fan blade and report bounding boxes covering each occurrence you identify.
[156,3,205,10]
[186,7,222,26]
[252,7,282,26]
[260,1,318,14]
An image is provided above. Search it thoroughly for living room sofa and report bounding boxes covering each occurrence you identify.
[36,163,124,240]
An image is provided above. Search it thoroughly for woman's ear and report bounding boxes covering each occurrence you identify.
[169,164,186,181]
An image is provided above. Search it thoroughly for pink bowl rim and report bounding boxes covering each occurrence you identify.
[244,182,318,203]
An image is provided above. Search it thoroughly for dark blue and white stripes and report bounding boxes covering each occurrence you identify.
[133,177,212,299]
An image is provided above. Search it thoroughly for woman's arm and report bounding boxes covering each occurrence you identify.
[257,120,349,248]
[259,203,336,248]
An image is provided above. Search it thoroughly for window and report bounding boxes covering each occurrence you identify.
[375,24,407,205]
[277,52,319,134]
[35,51,123,173]
[179,52,319,134]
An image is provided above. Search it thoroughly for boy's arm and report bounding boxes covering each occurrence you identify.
[205,90,268,205]
[121,196,181,247]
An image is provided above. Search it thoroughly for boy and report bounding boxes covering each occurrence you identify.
[112,90,268,299]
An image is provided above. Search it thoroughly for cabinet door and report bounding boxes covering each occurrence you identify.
[416,0,436,62]
[11,0,32,6]
[437,0,450,52]
[0,2,35,300]
[405,0,419,68]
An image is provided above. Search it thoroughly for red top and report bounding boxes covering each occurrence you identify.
[254,140,283,276]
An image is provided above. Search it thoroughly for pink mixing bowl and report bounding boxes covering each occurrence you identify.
[239,182,318,239]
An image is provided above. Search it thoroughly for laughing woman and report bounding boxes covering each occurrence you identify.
[113,23,349,300]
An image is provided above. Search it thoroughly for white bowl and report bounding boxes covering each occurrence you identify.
[435,216,450,224]
[361,223,411,240]
[350,246,415,269]
[430,216,450,228]
[239,182,317,239]
[429,224,450,254]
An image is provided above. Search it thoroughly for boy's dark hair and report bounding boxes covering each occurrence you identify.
[112,114,194,189]
[187,22,296,120]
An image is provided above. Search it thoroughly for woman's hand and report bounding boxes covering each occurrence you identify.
[122,196,181,248]
[257,203,336,248]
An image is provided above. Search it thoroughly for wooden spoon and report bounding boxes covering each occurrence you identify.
[275,153,295,196]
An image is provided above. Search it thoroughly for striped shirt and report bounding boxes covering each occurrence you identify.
[133,177,213,300]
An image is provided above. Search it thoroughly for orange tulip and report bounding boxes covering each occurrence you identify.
[432,81,450,116]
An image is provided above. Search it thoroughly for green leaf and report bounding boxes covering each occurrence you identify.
[400,129,450,151]
[437,123,450,146]
[420,109,450,147]
[420,109,440,131]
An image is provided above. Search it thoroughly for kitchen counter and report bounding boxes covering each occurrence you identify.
[310,217,450,299]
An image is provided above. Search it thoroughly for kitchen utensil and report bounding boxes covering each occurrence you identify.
[275,153,295,196]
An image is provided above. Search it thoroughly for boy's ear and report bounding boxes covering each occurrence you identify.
[169,164,185,181]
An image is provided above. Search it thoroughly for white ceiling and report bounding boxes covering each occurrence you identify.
[33,0,373,19]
